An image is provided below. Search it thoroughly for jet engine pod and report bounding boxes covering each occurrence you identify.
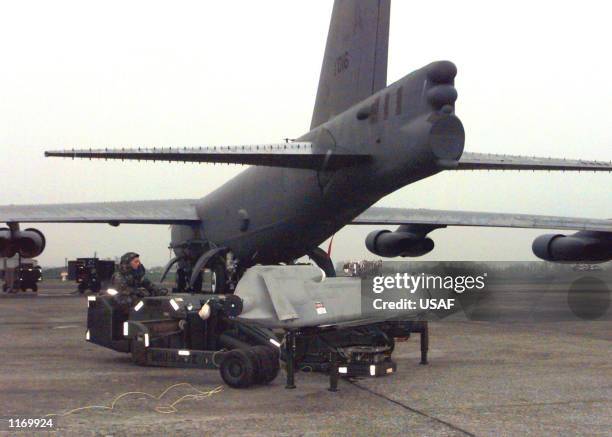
[14,228,46,258]
[0,228,17,258]
[365,229,435,258]
[532,231,612,263]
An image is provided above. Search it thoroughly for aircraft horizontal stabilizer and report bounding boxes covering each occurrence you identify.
[456,152,612,172]
[45,143,371,170]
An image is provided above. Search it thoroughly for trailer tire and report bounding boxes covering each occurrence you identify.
[252,346,279,384]
[243,348,263,384]
[220,349,255,388]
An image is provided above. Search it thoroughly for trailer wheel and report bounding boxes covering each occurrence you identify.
[220,349,255,388]
[252,346,280,384]
[243,347,265,384]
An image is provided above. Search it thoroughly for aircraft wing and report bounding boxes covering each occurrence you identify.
[44,143,371,170]
[352,207,612,232]
[456,152,612,172]
[0,199,200,225]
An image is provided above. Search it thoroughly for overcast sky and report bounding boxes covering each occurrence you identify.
[1,0,610,268]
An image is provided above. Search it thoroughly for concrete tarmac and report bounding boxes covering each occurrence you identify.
[0,282,610,436]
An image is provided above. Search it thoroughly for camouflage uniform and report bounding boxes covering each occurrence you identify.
[111,252,168,307]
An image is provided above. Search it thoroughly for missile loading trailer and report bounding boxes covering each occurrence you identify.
[86,293,280,388]
[86,265,429,390]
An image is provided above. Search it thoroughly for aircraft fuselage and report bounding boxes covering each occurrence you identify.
[172,61,465,266]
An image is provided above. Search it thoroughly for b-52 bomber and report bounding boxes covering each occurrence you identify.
[1,0,611,293]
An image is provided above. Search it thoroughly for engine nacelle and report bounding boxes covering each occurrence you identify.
[0,228,46,258]
[0,228,15,257]
[365,229,435,258]
[532,231,612,263]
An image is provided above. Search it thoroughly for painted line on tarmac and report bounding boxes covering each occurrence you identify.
[348,380,476,437]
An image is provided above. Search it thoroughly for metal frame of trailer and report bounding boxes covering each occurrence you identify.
[86,293,281,388]
[85,293,429,390]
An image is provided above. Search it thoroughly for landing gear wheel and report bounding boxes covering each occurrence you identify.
[191,271,203,294]
[252,345,280,384]
[220,349,256,388]
[175,267,188,293]
[209,258,228,294]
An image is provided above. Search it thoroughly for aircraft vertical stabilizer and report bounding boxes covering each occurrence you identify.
[310,0,390,130]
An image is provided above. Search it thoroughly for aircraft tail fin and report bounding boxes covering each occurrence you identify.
[310,0,391,130]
